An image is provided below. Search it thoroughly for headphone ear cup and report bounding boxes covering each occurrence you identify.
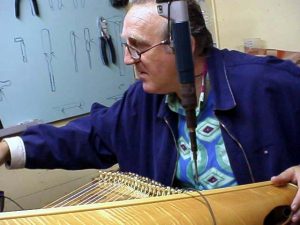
[110,0,128,7]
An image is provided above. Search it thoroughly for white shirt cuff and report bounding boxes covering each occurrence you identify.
[3,136,26,169]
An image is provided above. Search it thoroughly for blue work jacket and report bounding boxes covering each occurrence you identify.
[22,48,300,187]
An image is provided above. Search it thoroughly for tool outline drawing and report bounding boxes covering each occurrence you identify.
[84,28,94,70]
[0,80,12,102]
[41,28,56,92]
[73,0,86,9]
[53,101,85,114]
[70,30,79,72]
[49,0,64,10]
[14,37,28,63]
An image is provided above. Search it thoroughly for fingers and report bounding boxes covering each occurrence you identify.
[271,166,300,224]
[271,167,297,186]
[291,189,300,223]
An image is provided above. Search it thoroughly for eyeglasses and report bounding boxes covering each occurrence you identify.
[122,39,169,60]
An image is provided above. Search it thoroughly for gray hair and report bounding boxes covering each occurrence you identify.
[129,0,213,56]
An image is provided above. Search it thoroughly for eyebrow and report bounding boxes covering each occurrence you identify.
[121,32,148,45]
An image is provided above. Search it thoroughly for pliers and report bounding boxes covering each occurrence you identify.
[98,17,116,66]
[15,0,40,19]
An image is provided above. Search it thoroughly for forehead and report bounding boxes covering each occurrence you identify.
[121,4,166,42]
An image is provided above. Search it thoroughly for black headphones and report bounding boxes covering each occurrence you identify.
[110,0,129,8]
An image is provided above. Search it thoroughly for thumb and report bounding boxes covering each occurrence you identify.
[271,167,296,186]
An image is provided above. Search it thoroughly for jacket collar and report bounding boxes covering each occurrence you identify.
[157,95,173,119]
[207,48,236,111]
[157,47,237,118]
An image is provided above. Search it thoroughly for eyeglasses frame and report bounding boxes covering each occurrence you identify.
[122,39,170,60]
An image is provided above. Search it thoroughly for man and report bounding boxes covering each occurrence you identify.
[1,0,300,222]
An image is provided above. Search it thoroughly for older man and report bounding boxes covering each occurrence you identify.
[1,0,300,222]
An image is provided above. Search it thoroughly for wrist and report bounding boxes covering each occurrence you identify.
[2,137,26,168]
[0,140,11,163]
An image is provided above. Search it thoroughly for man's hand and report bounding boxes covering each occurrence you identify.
[0,140,10,166]
[271,166,300,224]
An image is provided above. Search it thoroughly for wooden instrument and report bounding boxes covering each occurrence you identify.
[0,171,297,225]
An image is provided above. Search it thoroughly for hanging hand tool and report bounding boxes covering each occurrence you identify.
[98,17,116,66]
[110,0,129,8]
[15,0,40,19]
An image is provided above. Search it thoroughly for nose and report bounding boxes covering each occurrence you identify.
[123,48,138,65]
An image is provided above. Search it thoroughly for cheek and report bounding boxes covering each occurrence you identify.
[159,58,177,79]
[151,54,176,74]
